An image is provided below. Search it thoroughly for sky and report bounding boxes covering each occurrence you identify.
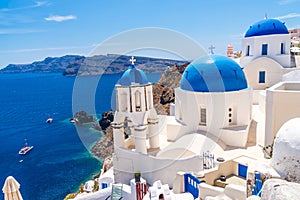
[1,0,300,68]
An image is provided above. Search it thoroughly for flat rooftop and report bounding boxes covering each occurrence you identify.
[269,81,300,91]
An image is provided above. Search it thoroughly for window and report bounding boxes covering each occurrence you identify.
[229,107,233,124]
[228,107,236,125]
[178,101,183,120]
[246,45,250,56]
[200,107,207,126]
[259,71,266,83]
[281,43,285,54]
[135,90,142,112]
[147,91,152,109]
[262,44,268,55]
[120,93,127,112]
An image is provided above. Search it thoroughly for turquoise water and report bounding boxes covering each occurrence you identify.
[0,73,160,199]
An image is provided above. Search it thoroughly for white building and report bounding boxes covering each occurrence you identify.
[111,54,258,188]
[168,55,252,147]
[112,57,203,186]
[109,18,300,200]
[265,82,300,146]
[240,18,295,91]
[112,56,160,154]
[237,18,300,148]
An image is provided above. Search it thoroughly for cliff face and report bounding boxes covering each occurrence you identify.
[0,54,186,76]
[0,55,84,73]
[64,54,186,76]
[152,62,189,115]
[91,126,114,160]
[90,62,189,159]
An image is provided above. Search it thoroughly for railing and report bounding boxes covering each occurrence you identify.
[203,151,214,169]
[184,173,201,198]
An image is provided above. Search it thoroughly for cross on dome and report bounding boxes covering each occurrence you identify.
[208,45,215,54]
[130,56,136,65]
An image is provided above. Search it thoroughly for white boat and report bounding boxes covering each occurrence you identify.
[46,118,53,123]
[19,140,34,155]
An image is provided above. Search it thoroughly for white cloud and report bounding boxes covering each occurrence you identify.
[278,0,299,5]
[0,1,48,12]
[275,13,300,20]
[44,15,77,22]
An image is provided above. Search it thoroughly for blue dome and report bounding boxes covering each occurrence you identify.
[118,64,149,86]
[245,19,288,37]
[180,55,248,92]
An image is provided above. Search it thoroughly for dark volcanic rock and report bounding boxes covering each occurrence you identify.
[152,63,189,115]
[99,110,114,131]
[74,110,95,124]
[91,126,114,159]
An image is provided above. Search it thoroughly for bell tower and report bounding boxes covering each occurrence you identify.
[112,56,160,154]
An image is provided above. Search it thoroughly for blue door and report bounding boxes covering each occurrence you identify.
[184,173,200,198]
[238,164,248,179]
[102,183,108,189]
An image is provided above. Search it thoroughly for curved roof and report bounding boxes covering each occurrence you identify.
[156,133,224,159]
[275,118,300,150]
[283,70,300,81]
[180,55,248,92]
[118,64,149,86]
[245,19,289,38]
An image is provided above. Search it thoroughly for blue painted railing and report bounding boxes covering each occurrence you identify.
[184,173,201,198]
[252,172,263,196]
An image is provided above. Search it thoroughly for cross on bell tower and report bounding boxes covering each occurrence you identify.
[208,45,215,54]
[130,56,136,65]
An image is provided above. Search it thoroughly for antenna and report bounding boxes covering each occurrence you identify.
[265,13,268,19]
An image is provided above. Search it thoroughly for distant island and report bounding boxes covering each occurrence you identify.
[0,54,186,76]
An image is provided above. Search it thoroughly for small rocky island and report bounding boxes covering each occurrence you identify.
[72,110,96,124]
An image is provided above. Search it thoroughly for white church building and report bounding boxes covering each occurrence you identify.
[108,18,300,199]
[240,18,293,91]
[112,53,257,186]
[238,18,300,147]
[72,18,300,200]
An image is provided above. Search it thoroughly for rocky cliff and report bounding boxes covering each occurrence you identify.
[64,54,186,76]
[0,54,185,76]
[153,62,189,115]
[0,55,84,73]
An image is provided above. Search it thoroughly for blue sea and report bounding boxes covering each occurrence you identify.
[0,73,160,200]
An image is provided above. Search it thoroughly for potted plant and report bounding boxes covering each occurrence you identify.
[134,172,141,183]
